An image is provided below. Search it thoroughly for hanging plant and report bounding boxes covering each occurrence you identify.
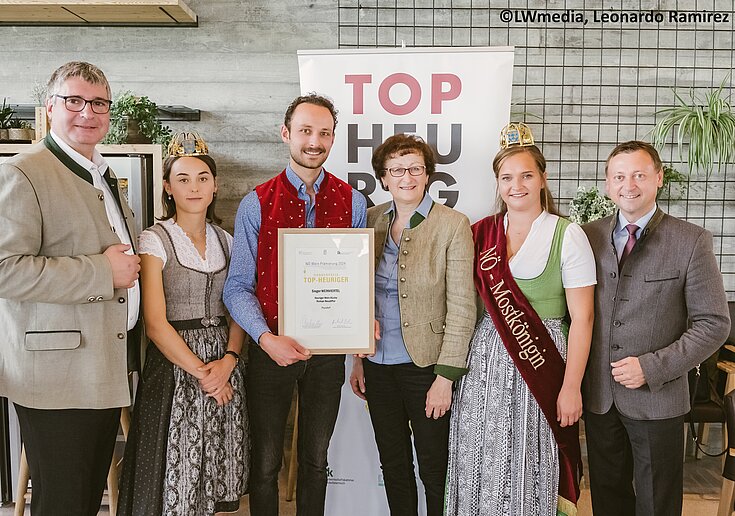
[651,76,735,175]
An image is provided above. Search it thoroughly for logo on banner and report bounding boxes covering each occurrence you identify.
[344,73,462,208]
[326,466,356,486]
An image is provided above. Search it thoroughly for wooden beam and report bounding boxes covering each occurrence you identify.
[0,1,197,25]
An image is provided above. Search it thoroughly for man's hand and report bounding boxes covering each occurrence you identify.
[259,332,311,366]
[104,243,140,288]
[611,356,646,389]
[349,357,366,400]
[425,375,453,419]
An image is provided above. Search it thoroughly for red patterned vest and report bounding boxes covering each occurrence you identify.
[255,169,353,333]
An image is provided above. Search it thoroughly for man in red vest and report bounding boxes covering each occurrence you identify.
[224,94,367,516]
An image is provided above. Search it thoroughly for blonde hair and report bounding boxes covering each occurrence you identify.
[492,145,558,215]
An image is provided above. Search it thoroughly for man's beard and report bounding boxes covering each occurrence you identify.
[291,147,328,171]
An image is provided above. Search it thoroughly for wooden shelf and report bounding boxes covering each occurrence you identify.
[0,0,197,26]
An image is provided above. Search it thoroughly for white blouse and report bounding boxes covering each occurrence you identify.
[138,219,233,273]
[505,211,597,288]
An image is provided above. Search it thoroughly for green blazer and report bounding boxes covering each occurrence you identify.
[368,201,476,379]
[0,141,136,409]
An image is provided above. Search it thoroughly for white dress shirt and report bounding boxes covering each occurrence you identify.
[50,130,140,329]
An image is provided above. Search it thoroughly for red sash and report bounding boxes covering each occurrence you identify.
[472,214,581,511]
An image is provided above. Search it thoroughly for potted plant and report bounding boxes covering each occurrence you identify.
[651,77,735,175]
[0,98,13,141]
[568,186,616,224]
[7,118,34,142]
[103,91,172,148]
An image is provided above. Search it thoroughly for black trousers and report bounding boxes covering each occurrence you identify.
[585,405,684,516]
[14,404,120,516]
[363,360,449,516]
[247,343,345,516]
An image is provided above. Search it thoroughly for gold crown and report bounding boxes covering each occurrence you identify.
[499,122,535,149]
[167,131,209,157]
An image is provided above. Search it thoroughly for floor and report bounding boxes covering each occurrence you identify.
[1,422,727,515]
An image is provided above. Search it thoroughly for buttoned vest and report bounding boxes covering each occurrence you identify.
[255,170,353,332]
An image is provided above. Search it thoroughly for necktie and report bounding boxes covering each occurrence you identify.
[619,223,639,266]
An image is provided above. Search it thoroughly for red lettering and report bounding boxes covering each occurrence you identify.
[431,73,462,114]
[344,74,372,114]
[378,73,421,115]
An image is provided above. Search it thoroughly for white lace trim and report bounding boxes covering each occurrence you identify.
[138,219,232,272]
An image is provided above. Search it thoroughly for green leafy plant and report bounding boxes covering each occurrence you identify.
[658,165,688,200]
[651,76,735,175]
[568,186,616,224]
[7,118,31,129]
[0,98,14,129]
[103,91,172,148]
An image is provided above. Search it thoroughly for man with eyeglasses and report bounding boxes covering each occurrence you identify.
[0,61,140,515]
[224,94,367,516]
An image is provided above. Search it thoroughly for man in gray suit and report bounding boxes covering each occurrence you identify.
[582,140,730,515]
[0,62,140,515]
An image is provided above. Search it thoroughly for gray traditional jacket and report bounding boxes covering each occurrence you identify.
[582,209,730,420]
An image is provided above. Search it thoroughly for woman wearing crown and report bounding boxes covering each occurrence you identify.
[118,132,249,515]
[444,124,596,516]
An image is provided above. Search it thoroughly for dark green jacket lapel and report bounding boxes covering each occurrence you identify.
[43,134,94,185]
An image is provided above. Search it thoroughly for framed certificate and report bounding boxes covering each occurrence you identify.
[278,228,375,354]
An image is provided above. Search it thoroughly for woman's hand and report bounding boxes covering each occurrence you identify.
[198,354,237,395]
[355,320,379,359]
[556,385,583,427]
[349,356,367,400]
[425,375,453,419]
[210,381,234,407]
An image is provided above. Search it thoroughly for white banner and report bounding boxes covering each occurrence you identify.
[298,47,515,515]
[298,46,515,223]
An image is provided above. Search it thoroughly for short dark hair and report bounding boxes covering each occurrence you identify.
[492,145,558,215]
[605,140,663,175]
[160,155,221,224]
[283,93,338,131]
[372,134,436,191]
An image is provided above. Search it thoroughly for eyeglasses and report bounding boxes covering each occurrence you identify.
[385,165,426,177]
[54,94,112,114]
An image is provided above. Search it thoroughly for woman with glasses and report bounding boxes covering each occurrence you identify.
[349,133,476,516]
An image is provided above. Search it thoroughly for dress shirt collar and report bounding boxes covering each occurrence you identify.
[384,192,434,228]
[49,130,109,175]
[285,163,325,196]
[615,204,657,238]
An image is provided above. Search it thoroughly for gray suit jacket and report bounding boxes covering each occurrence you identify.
[582,209,730,420]
[0,141,136,409]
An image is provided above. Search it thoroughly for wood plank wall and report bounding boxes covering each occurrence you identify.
[0,0,337,231]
